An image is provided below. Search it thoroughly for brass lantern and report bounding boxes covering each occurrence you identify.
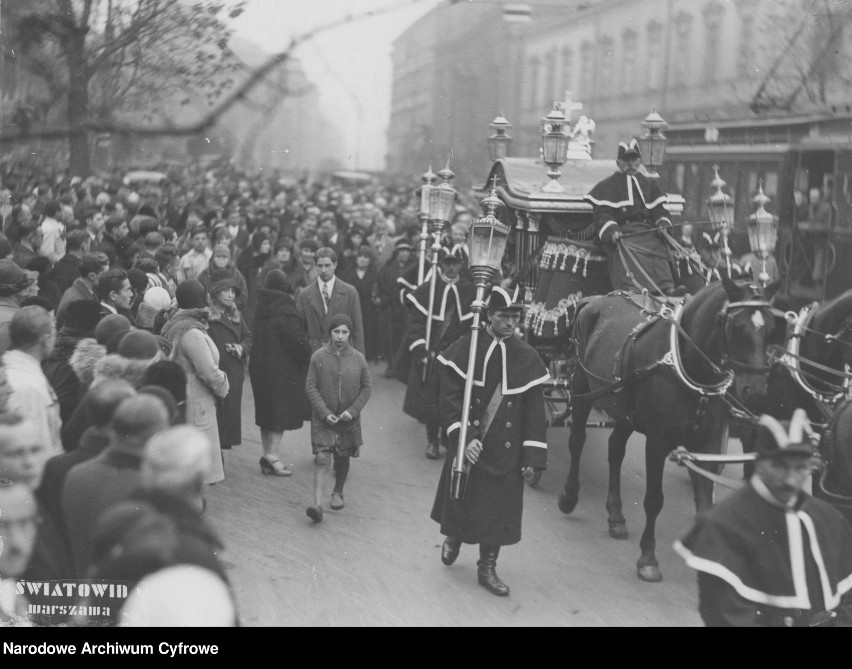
[416,165,437,284]
[468,188,511,284]
[706,165,735,275]
[540,104,570,193]
[429,162,457,233]
[638,109,668,179]
[747,182,778,286]
[488,112,513,161]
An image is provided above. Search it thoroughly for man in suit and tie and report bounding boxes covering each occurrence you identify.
[296,247,365,355]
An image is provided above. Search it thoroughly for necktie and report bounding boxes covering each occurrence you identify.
[321,282,330,313]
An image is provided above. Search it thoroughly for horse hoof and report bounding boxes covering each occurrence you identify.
[608,523,629,540]
[637,564,662,582]
[558,490,578,514]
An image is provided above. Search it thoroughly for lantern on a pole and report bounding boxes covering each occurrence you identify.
[416,165,436,285]
[422,161,457,384]
[540,104,570,193]
[706,165,735,276]
[638,109,668,179]
[451,185,512,501]
[487,112,513,161]
[747,182,778,286]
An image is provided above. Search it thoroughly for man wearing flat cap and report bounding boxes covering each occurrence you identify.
[586,139,683,296]
[675,409,852,626]
[0,258,38,355]
[431,285,550,597]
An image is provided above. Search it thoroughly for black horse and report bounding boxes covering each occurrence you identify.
[558,278,785,582]
[816,397,852,526]
[739,288,852,478]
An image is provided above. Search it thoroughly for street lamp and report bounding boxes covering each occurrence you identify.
[416,165,437,285]
[706,165,735,277]
[638,109,668,179]
[540,104,570,193]
[747,182,778,286]
[488,112,513,161]
[451,187,512,501]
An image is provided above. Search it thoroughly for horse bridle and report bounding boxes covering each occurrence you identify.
[717,297,788,375]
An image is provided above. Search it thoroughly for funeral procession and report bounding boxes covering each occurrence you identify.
[1,0,852,631]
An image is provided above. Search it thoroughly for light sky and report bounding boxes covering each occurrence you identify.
[231,0,440,171]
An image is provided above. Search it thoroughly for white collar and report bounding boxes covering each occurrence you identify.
[318,275,335,294]
[100,301,117,314]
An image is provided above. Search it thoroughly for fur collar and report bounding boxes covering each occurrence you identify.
[160,308,209,346]
[92,353,160,389]
[69,338,106,388]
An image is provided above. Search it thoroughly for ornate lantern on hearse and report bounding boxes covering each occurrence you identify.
[451,186,512,500]
[707,165,736,277]
[638,109,668,179]
[540,104,571,193]
[488,113,513,162]
[747,182,778,287]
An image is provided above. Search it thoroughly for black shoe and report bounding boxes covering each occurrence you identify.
[477,545,510,596]
[306,506,324,523]
[426,440,440,460]
[441,537,461,566]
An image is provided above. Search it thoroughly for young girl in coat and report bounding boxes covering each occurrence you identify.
[304,314,372,523]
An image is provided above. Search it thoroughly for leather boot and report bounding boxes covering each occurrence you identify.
[477,545,510,596]
[441,536,461,566]
[425,439,440,460]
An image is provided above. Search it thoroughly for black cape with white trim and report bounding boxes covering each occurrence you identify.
[437,327,550,395]
[674,479,852,612]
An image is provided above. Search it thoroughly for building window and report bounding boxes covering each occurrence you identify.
[598,36,614,97]
[673,12,693,88]
[579,41,593,99]
[703,2,724,84]
[646,21,664,90]
[562,47,574,98]
[621,29,638,95]
[738,15,755,78]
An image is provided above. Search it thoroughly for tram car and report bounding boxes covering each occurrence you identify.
[662,111,852,308]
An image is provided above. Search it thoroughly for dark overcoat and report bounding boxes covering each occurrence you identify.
[207,308,252,448]
[249,288,312,432]
[400,276,474,424]
[339,265,381,361]
[431,329,549,546]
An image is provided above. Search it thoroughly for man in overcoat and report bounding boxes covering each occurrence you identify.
[586,138,682,296]
[296,247,365,355]
[400,249,474,459]
[675,409,852,626]
[431,286,550,596]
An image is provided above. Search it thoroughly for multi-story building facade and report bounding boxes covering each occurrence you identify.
[388,0,850,188]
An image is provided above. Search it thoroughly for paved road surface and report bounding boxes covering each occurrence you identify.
[206,363,741,626]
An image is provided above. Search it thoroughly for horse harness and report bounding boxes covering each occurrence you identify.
[771,302,852,421]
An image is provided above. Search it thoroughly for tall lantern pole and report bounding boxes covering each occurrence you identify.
[416,165,437,285]
[422,161,457,383]
[451,187,511,501]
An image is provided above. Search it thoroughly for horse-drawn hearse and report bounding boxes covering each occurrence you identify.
[457,107,852,581]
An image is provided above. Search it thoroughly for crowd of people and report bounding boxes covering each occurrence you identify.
[0,159,482,626]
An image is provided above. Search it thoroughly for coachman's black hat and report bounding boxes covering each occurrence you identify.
[485,284,523,312]
[617,138,642,161]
